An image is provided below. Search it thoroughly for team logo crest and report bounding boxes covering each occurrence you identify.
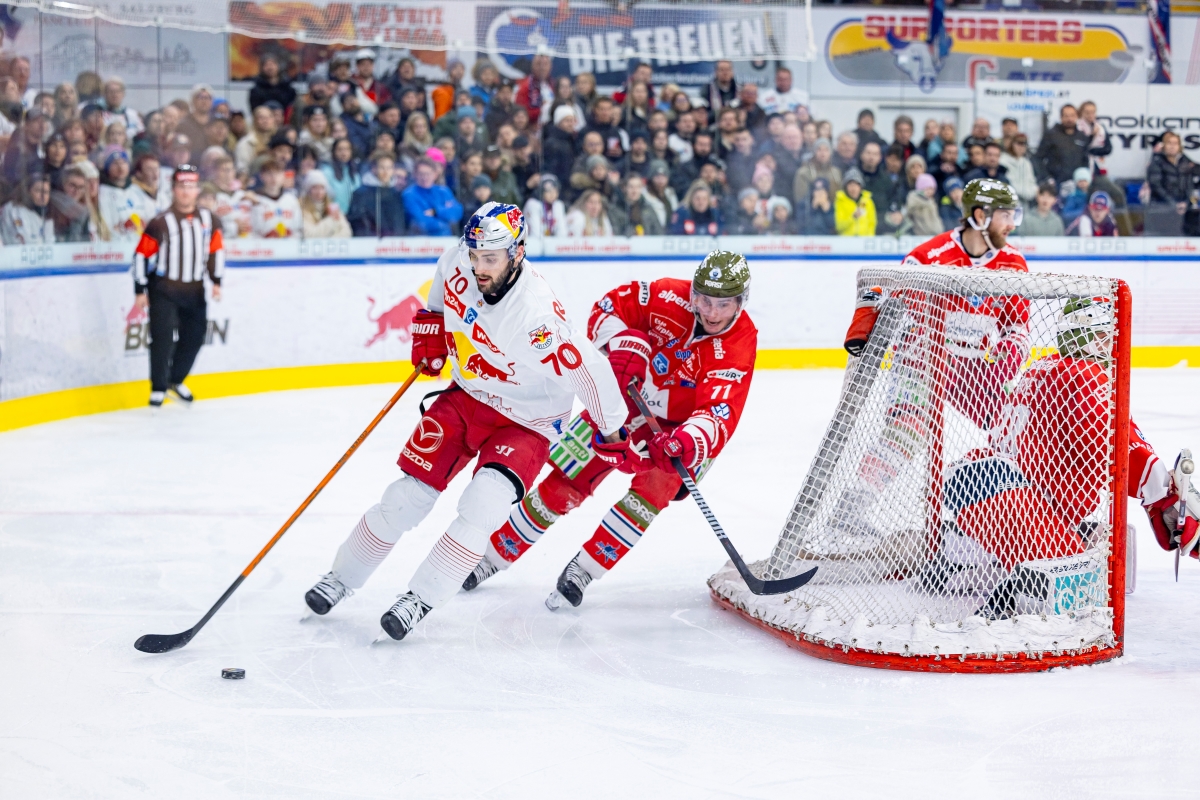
[528,324,554,350]
[464,308,477,324]
[407,417,445,454]
[652,353,669,375]
[497,532,521,557]
[594,541,620,564]
[712,403,731,420]
[709,267,721,281]
[505,207,524,230]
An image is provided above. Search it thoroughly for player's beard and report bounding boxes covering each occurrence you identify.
[987,221,1011,250]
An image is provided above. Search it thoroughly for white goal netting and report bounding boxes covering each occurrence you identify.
[711,266,1129,666]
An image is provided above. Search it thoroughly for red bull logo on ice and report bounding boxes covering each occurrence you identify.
[366,294,423,347]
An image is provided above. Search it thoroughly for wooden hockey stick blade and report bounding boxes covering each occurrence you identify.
[625,380,817,596]
[134,365,425,654]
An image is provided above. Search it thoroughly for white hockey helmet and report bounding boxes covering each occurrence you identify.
[1057,296,1115,362]
[463,202,527,259]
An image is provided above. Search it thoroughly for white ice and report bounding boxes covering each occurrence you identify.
[3,370,1200,799]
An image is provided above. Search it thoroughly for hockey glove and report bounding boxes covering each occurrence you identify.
[648,426,705,474]
[411,310,447,376]
[1146,481,1200,559]
[607,329,653,418]
[581,411,650,474]
[843,285,883,357]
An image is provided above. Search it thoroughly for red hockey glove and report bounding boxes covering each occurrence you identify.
[411,310,447,377]
[581,411,650,474]
[648,426,704,473]
[844,285,883,357]
[1146,483,1200,559]
[607,329,653,417]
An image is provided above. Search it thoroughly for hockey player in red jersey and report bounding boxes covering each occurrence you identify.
[924,296,1200,618]
[459,251,758,609]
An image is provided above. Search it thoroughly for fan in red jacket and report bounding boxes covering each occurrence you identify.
[461,251,758,609]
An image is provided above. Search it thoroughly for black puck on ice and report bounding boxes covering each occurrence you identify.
[221,667,245,680]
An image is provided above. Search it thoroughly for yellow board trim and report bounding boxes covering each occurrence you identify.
[3,347,1200,433]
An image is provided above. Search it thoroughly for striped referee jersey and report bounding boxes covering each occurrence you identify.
[133,207,225,294]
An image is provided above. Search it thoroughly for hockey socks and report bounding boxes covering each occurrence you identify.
[330,475,440,589]
[578,490,660,572]
[486,486,563,569]
[408,468,516,608]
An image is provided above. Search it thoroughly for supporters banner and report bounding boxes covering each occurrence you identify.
[474,3,786,88]
[975,81,1200,179]
[801,8,1156,100]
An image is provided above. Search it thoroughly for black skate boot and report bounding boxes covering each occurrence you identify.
[305,572,352,615]
[462,554,500,592]
[380,591,432,640]
[168,383,194,403]
[979,566,1050,621]
[549,554,594,609]
[149,391,165,408]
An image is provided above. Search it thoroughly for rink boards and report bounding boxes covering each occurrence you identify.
[2,235,1200,431]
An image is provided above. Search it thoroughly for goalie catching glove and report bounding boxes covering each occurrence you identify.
[410,310,447,376]
[1145,470,1200,561]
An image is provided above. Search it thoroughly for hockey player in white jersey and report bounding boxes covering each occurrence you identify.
[303,202,630,640]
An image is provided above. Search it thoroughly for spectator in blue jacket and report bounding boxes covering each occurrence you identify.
[348,153,406,237]
[1060,167,1091,229]
[403,157,463,235]
[668,180,723,235]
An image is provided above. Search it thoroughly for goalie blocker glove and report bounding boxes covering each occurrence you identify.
[410,309,447,375]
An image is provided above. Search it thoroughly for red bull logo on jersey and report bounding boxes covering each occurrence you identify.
[365,294,423,347]
[464,353,520,384]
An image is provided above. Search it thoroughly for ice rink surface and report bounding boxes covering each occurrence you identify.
[4,370,1200,799]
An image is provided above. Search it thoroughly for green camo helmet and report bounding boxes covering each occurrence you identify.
[1057,296,1115,363]
[963,178,1023,230]
[693,250,751,301]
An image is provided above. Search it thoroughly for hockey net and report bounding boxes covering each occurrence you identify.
[710,266,1131,673]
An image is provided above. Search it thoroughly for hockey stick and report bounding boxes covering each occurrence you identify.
[134,364,426,653]
[1174,449,1194,582]
[626,382,817,596]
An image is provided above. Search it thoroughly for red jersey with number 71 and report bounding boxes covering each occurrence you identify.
[587,277,758,461]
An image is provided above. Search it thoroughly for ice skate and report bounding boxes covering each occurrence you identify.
[168,383,194,403]
[461,554,500,592]
[554,554,595,608]
[149,391,165,408]
[380,591,431,640]
[305,572,352,615]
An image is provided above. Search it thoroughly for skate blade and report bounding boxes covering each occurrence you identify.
[545,591,564,612]
[370,634,392,645]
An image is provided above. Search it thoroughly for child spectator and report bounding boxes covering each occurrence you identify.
[728,187,765,235]
[1060,167,1091,228]
[835,169,876,236]
[470,174,493,209]
[939,176,965,230]
[902,173,942,236]
[401,157,463,236]
[766,196,797,234]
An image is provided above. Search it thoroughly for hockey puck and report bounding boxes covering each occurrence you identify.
[221,668,245,680]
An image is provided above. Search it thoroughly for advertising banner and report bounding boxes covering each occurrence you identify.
[475,3,785,88]
[975,81,1200,179]
[804,8,1154,101]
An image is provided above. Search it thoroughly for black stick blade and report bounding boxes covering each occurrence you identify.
[743,564,820,596]
[134,629,195,653]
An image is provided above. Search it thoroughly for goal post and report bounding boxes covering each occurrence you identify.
[712,267,1132,673]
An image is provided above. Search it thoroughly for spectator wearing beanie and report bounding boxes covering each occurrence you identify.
[543,105,581,188]
[470,174,493,209]
[835,168,876,236]
[1060,166,1092,229]
[939,175,966,230]
[524,174,567,238]
[902,173,943,236]
[766,195,797,234]
[643,159,677,227]
[728,187,766,235]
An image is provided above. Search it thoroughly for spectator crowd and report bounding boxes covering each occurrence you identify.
[1,49,1197,246]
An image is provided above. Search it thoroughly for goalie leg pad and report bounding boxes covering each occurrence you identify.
[332,475,440,589]
[578,490,662,573]
[409,468,516,608]
[955,484,1082,571]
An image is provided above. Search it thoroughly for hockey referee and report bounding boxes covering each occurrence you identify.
[131,164,225,407]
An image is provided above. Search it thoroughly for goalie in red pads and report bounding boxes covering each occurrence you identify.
[461,251,757,609]
[923,296,1200,617]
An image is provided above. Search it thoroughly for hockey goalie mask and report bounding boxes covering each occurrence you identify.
[1057,296,1115,364]
[692,250,751,335]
